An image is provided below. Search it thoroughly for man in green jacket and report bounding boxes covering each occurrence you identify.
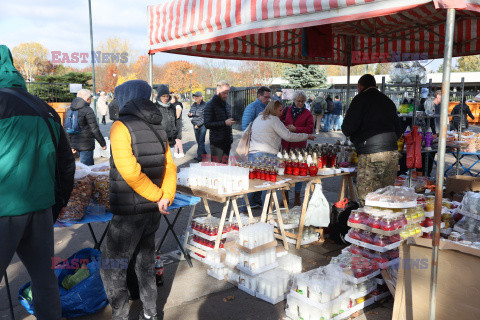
[0,45,75,320]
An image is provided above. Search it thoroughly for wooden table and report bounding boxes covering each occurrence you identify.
[178,171,357,254]
[262,172,357,249]
[177,179,291,252]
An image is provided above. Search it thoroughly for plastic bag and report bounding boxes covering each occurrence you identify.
[304,183,330,227]
[57,168,92,221]
[88,163,110,210]
[18,248,109,318]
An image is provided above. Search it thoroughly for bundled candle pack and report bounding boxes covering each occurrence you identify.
[238,223,275,249]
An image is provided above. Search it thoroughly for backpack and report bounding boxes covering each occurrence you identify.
[64,108,81,134]
[329,198,359,244]
[326,99,335,113]
[312,97,324,114]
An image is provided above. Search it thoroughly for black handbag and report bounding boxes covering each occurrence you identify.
[329,198,359,244]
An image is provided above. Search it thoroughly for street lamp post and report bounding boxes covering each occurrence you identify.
[189,69,193,107]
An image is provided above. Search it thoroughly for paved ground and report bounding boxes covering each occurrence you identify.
[1,108,478,320]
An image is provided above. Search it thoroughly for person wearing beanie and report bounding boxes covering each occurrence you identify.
[0,45,75,320]
[154,84,180,155]
[102,80,176,320]
[188,91,207,162]
[67,88,107,165]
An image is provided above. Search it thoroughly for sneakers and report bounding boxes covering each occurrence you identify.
[174,152,185,158]
[139,312,158,320]
[193,157,202,162]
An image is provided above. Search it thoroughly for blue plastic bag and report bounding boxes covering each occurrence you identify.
[19,248,108,318]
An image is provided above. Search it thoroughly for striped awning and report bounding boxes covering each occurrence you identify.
[148,0,480,65]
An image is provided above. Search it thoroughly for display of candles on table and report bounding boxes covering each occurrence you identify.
[237,142,357,181]
[177,163,249,194]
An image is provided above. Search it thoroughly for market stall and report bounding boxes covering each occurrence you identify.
[147,0,480,318]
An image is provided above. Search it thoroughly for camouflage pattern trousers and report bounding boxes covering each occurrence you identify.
[357,151,399,206]
[100,212,160,320]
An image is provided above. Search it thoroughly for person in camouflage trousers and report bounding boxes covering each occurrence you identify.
[342,74,403,205]
[356,151,399,206]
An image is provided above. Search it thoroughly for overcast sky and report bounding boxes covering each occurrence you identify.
[2,0,444,72]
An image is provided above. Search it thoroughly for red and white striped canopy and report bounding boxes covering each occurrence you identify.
[148,0,480,65]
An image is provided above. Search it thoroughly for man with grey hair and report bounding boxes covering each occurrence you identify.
[204,80,235,163]
[67,88,106,165]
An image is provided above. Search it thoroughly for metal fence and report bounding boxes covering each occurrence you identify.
[203,82,478,127]
[26,82,84,103]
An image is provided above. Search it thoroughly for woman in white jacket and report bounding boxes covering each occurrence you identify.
[243,100,315,212]
[249,100,315,159]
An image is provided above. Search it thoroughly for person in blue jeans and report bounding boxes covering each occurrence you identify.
[323,95,334,132]
[188,91,207,162]
[332,95,343,131]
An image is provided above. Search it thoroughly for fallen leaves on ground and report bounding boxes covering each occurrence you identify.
[223,295,235,302]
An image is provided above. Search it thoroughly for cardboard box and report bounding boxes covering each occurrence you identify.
[236,240,277,254]
[445,176,480,201]
[392,238,480,320]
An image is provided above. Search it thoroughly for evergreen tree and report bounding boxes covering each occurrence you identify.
[282,64,327,88]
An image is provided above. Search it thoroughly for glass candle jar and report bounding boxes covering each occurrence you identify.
[381,217,395,231]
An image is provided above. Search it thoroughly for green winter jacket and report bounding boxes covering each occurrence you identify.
[0,45,75,217]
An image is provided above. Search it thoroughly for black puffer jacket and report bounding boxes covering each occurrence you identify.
[67,97,106,151]
[204,94,233,150]
[110,98,168,215]
[155,102,178,146]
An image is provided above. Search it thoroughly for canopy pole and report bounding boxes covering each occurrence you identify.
[88,0,97,115]
[429,8,456,320]
[149,54,154,89]
[455,77,465,175]
[345,36,352,115]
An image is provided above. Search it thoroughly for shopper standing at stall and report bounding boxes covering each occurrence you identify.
[67,89,107,165]
[188,91,207,162]
[342,74,402,205]
[204,80,235,163]
[171,94,185,158]
[332,96,343,131]
[97,91,109,125]
[155,85,180,157]
[0,45,75,320]
[102,80,177,320]
[281,90,314,206]
[241,86,271,131]
[272,88,283,103]
[323,94,334,132]
[311,93,326,134]
[451,97,475,131]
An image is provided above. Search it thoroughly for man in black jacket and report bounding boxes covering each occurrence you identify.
[68,89,107,165]
[204,80,235,163]
[342,74,402,205]
[188,91,207,162]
